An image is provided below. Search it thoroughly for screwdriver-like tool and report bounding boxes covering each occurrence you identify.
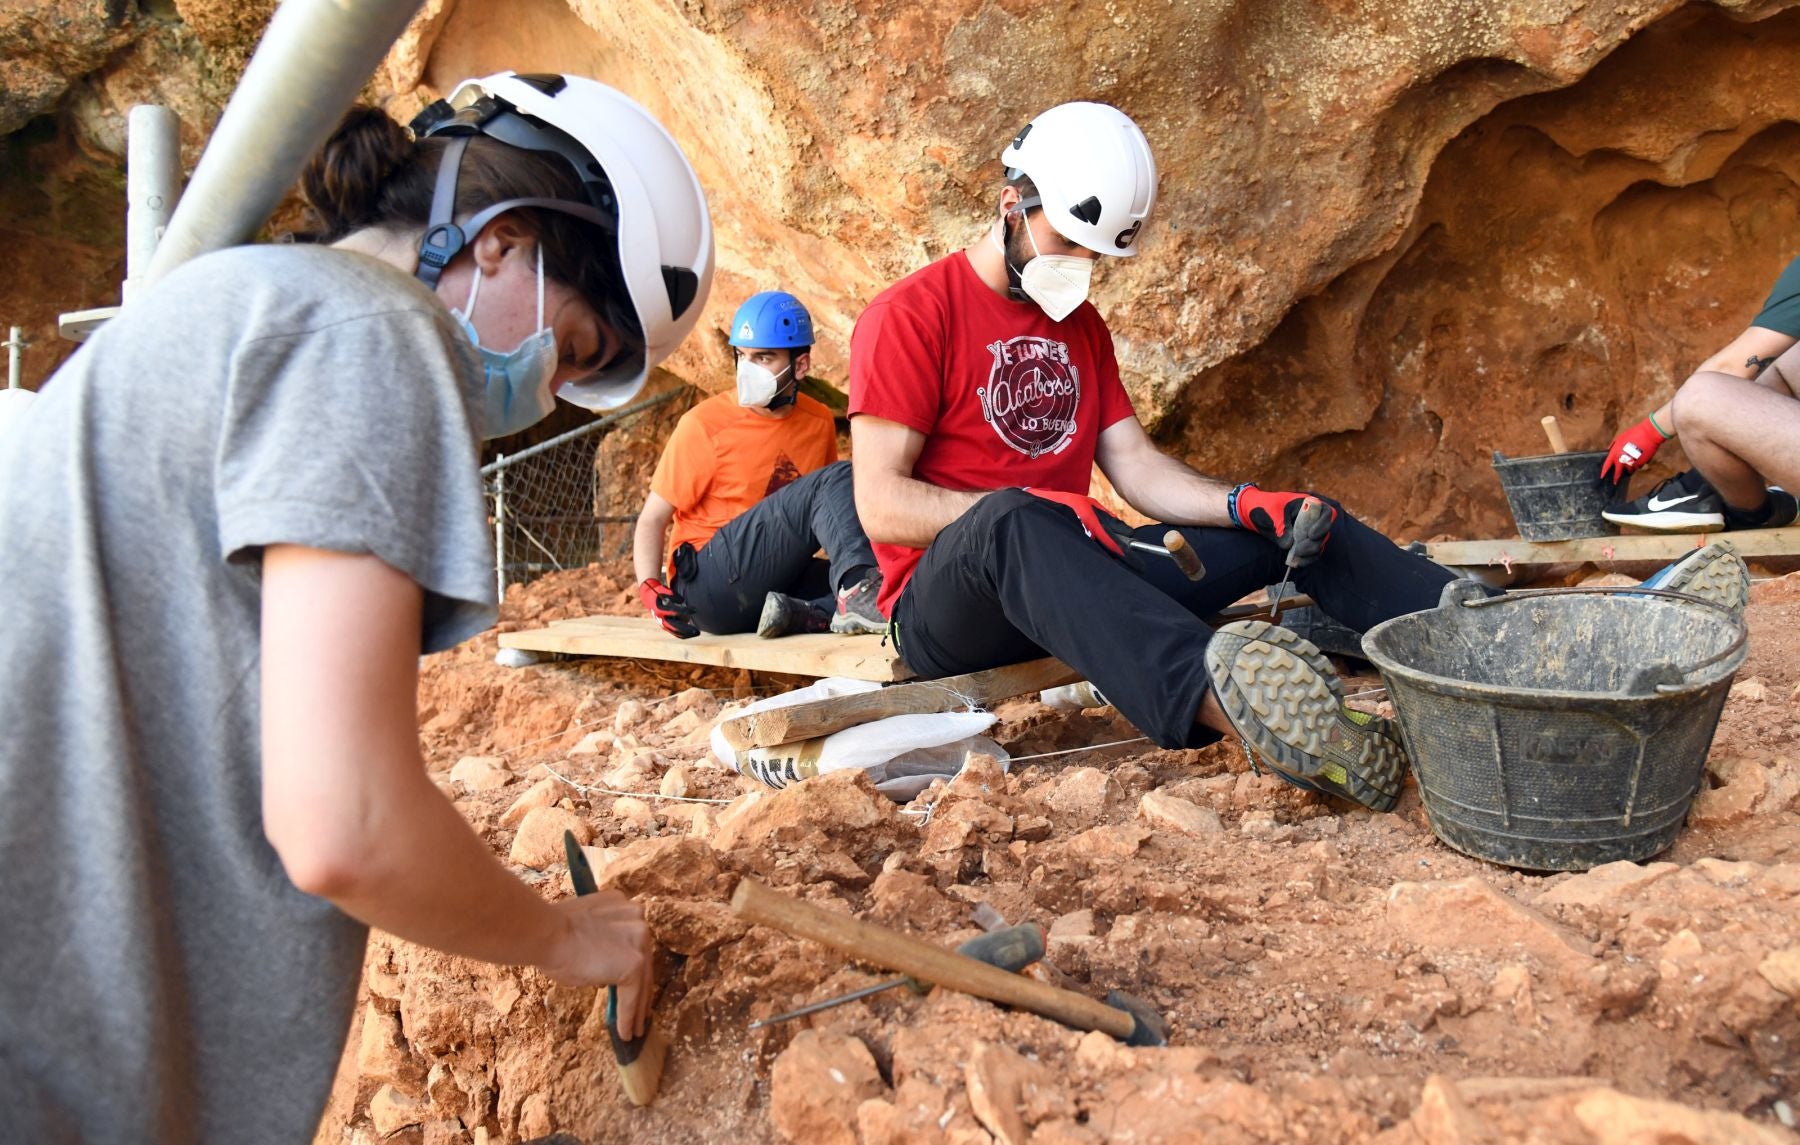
[1269,497,1331,621]
[1127,529,1206,581]
[749,923,1047,1029]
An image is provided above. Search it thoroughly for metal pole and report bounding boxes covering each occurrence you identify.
[143,0,425,287]
[5,328,22,390]
[123,105,181,303]
[493,458,508,603]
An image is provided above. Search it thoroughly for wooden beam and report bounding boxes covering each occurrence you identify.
[1424,526,1800,568]
[497,615,913,683]
[718,657,1079,750]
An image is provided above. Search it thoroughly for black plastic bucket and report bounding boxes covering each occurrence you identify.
[1362,582,1747,871]
[1491,449,1617,541]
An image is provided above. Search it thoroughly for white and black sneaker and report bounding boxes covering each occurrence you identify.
[1603,469,1725,533]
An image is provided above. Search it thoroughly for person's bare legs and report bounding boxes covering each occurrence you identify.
[1196,689,1233,737]
[1671,372,1800,510]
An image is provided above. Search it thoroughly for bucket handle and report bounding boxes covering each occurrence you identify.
[1442,584,1748,696]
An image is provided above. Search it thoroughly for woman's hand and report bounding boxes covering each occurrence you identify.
[536,890,654,1038]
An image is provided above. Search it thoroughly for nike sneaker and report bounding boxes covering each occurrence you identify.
[1603,469,1725,533]
[1204,620,1409,812]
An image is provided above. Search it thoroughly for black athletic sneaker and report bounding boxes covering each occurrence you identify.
[1603,469,1725,533]
[1204,620,1409,812]
[756,592,832,639]
[830,571,888,635]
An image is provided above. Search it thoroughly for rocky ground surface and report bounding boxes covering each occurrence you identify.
[314,560,1800,1145]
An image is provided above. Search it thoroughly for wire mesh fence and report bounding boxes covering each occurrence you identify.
[481,388,687,598]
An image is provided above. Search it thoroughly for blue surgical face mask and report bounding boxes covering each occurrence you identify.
[452,245,559,440]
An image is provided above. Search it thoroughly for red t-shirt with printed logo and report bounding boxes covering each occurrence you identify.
[848,250,1138,614]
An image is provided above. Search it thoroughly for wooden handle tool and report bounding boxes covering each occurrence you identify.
[564,831,667,1106]
[1540,415,1569,454]
[730,877,1166,1045]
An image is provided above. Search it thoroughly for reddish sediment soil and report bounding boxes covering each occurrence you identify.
[318,562,1800,1145]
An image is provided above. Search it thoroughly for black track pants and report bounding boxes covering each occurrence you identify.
[672,461,877,634]
[891,489,1459,749]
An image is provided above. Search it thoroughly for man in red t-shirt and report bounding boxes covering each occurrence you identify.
[848,102,1470,813]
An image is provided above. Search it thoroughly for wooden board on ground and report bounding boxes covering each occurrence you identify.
[1425,525,1800,569]
[718,657,1080,750]
[498,614,914,682]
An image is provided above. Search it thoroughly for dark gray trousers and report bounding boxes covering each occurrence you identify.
[672,461,877,634]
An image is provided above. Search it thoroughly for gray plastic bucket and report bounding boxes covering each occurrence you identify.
[1491,449,1617,541]
[1361,582,1747,871]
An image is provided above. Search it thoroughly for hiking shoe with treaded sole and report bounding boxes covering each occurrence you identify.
[831,571,888,635]
[1644,539,1749,612]
[756,592,832,639]
[1204,620,1409,812]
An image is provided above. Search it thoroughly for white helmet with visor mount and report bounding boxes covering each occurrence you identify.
[409,72,713,410]
[999,101,1157,258]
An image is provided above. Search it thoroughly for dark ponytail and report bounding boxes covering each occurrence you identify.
[298,105,644,351]
[300,106,415,244]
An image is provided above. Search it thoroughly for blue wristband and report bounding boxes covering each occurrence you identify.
[1227,482,1255,529]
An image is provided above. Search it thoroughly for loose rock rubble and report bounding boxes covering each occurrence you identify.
[316,564,1800,1143]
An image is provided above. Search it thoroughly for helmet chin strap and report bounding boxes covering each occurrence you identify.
[992,213,1029,301]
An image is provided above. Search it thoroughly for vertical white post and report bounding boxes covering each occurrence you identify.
[5,328,21,390]
[493,459,508,602]
[123,105,181,303]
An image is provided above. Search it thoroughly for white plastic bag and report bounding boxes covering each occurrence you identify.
[711,678,1010,801]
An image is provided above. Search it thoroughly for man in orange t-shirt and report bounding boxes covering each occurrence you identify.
[632,291,885,638]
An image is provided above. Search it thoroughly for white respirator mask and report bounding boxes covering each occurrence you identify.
[992,213,1094,322]
[735,357,795,409]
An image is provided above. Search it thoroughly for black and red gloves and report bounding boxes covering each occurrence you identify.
[1229,484,1337,567]
[1601,416,1668,482]
[1023,488,1139,564]
[639,577,699,639]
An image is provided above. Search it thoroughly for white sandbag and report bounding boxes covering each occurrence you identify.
[712,678,1009,800]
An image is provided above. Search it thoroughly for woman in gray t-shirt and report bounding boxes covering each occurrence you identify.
[0,71,711,1142]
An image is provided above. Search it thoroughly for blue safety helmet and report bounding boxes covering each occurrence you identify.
[728,291,814,350]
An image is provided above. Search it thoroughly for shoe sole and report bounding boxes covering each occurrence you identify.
[1658,541,1749,611]
[757,593,796,639]
[1205,620,1408,812]
[1601,508,1726,533]
[829,613,888,636]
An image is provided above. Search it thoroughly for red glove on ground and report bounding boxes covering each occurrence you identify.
[1601,416,1668,482]
[1023,488,1137,564]
[1229,484,1338,566]
[639,578,699,639]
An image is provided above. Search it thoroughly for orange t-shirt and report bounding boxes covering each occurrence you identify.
[651,391,839,561]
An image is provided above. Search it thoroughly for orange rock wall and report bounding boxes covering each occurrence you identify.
[6,0,1800,536]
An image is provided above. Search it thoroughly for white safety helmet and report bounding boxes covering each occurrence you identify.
[999,102,1157,257]
[410,71,713,410]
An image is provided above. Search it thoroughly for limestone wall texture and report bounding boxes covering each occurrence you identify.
[6,0,1800,536]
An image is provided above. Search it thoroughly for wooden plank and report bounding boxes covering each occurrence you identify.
[497,614,913,682]
[1425,526,1800,568]
[719,657,1079,750]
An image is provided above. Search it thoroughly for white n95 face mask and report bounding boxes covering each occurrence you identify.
[736,357,793,408]
[992,217,1095,322]
[452,245,559,440]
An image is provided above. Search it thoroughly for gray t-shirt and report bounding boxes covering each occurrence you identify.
[0,244,496,1142]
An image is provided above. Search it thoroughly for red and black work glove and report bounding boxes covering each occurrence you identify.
[1023,488,1142,569]
[1600,416,1668,482]
[1228,484,1337,568]
[639,577,699,639]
